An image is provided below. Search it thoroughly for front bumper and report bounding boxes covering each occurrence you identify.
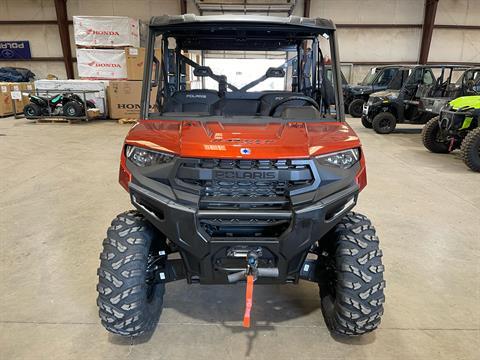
[127,157,361,284]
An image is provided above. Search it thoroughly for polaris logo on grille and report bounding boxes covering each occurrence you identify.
[214,170,277,180]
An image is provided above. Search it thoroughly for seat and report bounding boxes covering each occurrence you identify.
[162,90,220,114]
[212,98,260,116]
[259,92,310,116]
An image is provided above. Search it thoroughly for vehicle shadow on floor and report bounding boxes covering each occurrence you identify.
[107,281,376,352]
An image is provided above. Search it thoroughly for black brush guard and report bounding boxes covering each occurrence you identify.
[128,157,359,284]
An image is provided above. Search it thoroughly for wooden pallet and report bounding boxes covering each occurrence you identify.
[33,117,83,124]
[117,118,138,124]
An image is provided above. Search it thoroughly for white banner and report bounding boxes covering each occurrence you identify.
[73,16,140,47]
[77,48,127,80]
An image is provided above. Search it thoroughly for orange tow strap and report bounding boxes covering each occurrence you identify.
[243,275,254,328]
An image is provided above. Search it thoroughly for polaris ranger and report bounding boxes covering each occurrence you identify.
[344,65,408,118]
[362,65,469,134]
[97,14,385,337]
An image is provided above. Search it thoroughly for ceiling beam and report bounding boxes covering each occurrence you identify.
[54,0,74,79]
[419,0,439,64]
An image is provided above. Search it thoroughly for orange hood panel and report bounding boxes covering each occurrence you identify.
[125,119,361,159]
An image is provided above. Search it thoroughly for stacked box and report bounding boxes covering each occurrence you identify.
[76,48,128,80]
[73,16,157,81]
[76,47,162,80]
[107,81,158,119]
[0,82,35,115]
[73,16,161,118]
[73,16,141,48]
[0,83,13,116]
[9,83,24,113]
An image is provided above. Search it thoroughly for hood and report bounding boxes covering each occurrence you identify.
[125,119,361,159]
[370,89,400,99]
[449,95,480,110]
[345,84,373,95]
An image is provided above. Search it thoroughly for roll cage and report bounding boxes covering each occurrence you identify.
[140,14,345,121]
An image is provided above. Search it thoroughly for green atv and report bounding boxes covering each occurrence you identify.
[422,96,480,172]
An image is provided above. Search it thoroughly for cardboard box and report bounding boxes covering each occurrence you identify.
[0,83,13,116]
[77,48,127,79]
[125,47,162,81]
[8,83,24,113]
[107,80,157,119]
[21,82,35,108]
[73,16,140,47]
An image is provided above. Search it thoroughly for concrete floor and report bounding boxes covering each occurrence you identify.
[0,116,479,360]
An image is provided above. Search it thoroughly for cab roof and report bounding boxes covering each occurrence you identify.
[150,14,335,31]
[149,14,336,51]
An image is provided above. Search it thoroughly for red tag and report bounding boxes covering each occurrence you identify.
[243,275,254,328]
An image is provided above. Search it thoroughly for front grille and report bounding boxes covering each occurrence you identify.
[176,158,313,199]
[200,217,290,238]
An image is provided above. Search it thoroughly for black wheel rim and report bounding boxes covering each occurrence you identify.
[26,108,35,116]
[379,117,392,131]
[352,102,363,116]
[67,107,76,116]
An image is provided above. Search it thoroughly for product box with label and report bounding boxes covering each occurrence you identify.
[107,80,157,119]
[8,83,24,112]
[125,47,162,81]
[21,83,35,108]
[77,48,127,80]
[73,16,140,47]
[0,83,13,116]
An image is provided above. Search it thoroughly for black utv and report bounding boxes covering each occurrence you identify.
[344,65,408,118]
[362,65,471,134]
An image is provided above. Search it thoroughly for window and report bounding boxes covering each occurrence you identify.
[423,70,434,85]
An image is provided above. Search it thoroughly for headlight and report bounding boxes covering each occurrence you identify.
[126,145,175,167]
[316,148,360,169]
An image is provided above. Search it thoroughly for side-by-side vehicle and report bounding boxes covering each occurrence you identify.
[96,14,385,337]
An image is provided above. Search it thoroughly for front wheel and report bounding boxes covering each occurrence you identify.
[318,212,385,336]
[422,117,450,153]
[24,103,42,118]
[348,99,365,118]
[460,128,480,172]
[361,116,373,129]
[372,112,397,134]
[97,210,166,336]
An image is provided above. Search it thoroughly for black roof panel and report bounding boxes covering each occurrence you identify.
[150,14,335,31]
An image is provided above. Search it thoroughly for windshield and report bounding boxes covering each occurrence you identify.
[143,26,344,121]
[463,69,480,93]
[202,54,287,91]
[360,68,379,85]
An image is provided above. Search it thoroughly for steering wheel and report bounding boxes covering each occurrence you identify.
[269,96,319,116]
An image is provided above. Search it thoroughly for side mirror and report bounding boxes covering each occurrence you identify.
[266,67,285,78]
[193,66,214,77]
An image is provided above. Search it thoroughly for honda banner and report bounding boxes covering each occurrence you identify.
[77,48,127,79]
[73,16,140,47]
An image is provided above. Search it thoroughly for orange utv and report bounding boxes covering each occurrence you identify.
[97,14,385,337]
